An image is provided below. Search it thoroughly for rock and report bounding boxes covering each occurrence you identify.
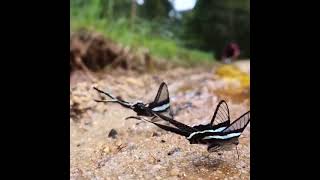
[152,132,160,137]
[108,129,118,139]
[103,146,110,153]
[168,147,181,156]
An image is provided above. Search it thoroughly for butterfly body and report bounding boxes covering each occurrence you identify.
[132,102,154,117]
[94,82,173,121]
[146,100,250,153]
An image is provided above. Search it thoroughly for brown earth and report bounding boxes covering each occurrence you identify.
[70,30,171,83]
[70,61,250,180]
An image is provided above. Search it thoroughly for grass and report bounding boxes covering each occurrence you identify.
[71,6,215,66]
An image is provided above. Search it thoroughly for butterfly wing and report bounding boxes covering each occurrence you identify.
[201,111,250,142]
[209,100,231,130]
[210,100,230,126]
[148,82,173,120]
[193,100,231,132]
[222,111,250,134]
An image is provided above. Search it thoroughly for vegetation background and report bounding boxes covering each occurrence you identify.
[70,0,250,65]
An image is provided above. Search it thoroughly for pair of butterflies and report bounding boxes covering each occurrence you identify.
[93,82,250,152]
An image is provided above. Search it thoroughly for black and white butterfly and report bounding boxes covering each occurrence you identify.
[93,82,173,121]
[143,100,250,153]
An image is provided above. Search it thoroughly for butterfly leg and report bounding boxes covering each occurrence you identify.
[124,116,143,126]
[125,116,152,127]
[150,116,159,122]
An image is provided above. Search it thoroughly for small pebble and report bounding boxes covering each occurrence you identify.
[161,140,166,143]
[168,147,181,156]
[152,132,159,137]
[103,146,110,153]
[108,129,118,139]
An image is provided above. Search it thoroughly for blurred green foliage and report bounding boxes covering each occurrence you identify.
[182,0,250,58]
[71,0,250,65]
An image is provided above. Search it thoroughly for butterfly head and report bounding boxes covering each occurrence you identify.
[132,101,153,116]
[132,101,145,109]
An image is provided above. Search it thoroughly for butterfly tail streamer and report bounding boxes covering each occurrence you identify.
[93,87,118,100]
[94,99,132,109]
[141,118,190,137]
[155,112,197,133]
[93,87,133,109]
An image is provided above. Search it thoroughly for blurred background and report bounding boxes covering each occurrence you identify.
[70,0,250,70]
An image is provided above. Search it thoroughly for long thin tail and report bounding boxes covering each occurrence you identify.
[94,99,132,109]
[154,112,197,133]
[140,117,190,137]
[93,87,117,100]
[93,87,132,108]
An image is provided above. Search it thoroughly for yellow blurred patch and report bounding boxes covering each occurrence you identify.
[214,64,250,103]
[215,64,250,89]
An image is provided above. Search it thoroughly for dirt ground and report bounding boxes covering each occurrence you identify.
[70,60,250,180]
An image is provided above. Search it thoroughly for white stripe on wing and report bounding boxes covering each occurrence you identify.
[186,127,227,139]
[202,132,241,140]
[152,103,170,111]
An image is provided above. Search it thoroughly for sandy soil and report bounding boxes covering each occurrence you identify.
[70,61,250,180]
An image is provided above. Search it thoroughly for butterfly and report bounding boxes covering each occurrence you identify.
[142,100,250,153]
[93,82,173,121]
